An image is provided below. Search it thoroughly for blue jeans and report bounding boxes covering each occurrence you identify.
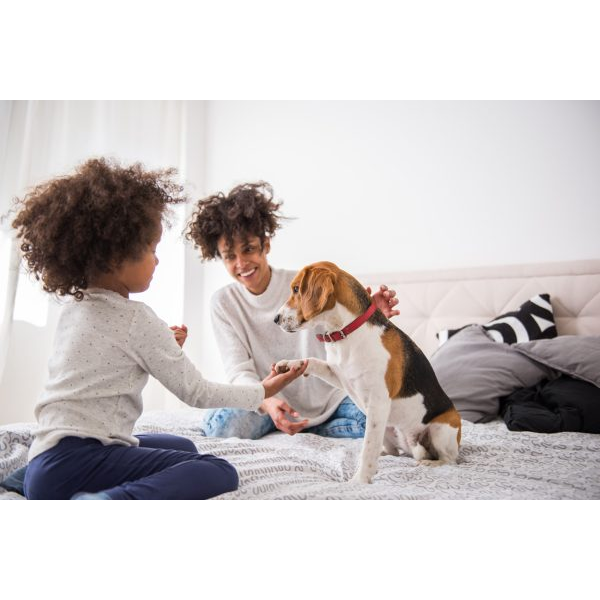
[23,433,238,500]
[201,396,366,440]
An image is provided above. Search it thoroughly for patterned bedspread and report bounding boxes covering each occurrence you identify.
[2,409,600,499]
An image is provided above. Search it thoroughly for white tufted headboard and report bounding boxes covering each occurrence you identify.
[361,260,600,357]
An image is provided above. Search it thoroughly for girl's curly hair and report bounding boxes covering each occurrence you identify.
[11,157,188,300]
[185,181,286,260]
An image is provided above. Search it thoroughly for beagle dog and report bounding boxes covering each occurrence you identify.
[274,261,461,484]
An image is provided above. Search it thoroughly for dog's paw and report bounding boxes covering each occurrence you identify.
[274,359,304,374]
[349,472,373,485]
[274,360,289,374]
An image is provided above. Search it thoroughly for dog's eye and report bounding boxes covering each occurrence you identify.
[293,286,299,294]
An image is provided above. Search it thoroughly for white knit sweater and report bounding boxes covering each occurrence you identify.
[29,289,264,461]
[210,268,346,426]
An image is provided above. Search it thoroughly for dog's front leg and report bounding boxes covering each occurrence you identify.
[275,357,343,390]
[350,397,392,484]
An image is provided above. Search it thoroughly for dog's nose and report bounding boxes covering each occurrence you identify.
[274,314,281,325]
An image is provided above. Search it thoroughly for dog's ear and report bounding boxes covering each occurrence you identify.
[301,267,336,319]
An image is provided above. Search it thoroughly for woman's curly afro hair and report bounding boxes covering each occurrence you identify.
[11,157,188,300]
[185,181,286,260]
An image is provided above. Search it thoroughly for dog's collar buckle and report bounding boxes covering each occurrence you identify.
[319,330,345,343]
[316,301,377,343]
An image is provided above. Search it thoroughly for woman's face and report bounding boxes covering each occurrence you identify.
[217,234,271,295]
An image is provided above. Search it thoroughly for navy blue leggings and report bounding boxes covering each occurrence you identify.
[24,433,238,500]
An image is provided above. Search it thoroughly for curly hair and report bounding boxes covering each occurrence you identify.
[11,157,188,300]
[185,181,286,260]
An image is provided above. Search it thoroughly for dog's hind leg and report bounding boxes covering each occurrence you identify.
[407,428,434,462]
[415,424,459,466]
[418,409,461,465]
[382,426,401,456]
[385,398,418,457]
[387,395,432,461]
[427,422,460,464]
[382,424,410,456]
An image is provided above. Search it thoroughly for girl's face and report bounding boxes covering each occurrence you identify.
[218,234,271,295]
[96,226,162,298]
[117,236,160,295]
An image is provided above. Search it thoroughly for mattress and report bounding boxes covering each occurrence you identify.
[2,409,599,500]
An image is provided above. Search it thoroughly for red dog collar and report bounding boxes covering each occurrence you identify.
[316,301,377,343]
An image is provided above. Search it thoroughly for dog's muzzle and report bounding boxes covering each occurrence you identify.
[274,306,301,332]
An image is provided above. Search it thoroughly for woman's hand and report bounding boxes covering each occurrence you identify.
[170,324,188,348]
[368,285,400,318]
[260,362,309,435]
[261,396,309,435]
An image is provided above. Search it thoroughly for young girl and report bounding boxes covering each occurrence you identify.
[11,158,306,500]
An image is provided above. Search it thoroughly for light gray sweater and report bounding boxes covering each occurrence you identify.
[211,268,346,426]
[29,289,264,461]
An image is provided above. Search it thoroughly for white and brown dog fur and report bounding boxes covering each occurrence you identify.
[274,261,461,484]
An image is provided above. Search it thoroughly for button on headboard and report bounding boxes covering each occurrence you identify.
[360,260,600,357]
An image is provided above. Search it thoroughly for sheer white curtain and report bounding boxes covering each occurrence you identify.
[0,101,204,423]
[0,101,42,390]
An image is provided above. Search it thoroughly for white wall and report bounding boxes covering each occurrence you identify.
[2,101,599,423]
[190,100,600,381]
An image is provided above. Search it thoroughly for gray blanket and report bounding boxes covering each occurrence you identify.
[2,409,599,500]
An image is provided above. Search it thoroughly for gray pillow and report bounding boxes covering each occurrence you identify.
[430,325,552,423]
[513,336,600,387]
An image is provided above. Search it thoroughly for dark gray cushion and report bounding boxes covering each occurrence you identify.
[513,336,600,387]
[430,325,552,423]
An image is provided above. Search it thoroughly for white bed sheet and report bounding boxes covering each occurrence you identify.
[2,409,599,500]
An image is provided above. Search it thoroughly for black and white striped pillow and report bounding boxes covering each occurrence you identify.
[437,293,557,346]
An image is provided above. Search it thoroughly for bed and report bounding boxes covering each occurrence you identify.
[2,259,599,500]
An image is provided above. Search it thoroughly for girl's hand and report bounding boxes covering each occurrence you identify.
[260,361,309,435]
[368,285,400,318]
[261,360,308,398]
[170,324,188,348]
